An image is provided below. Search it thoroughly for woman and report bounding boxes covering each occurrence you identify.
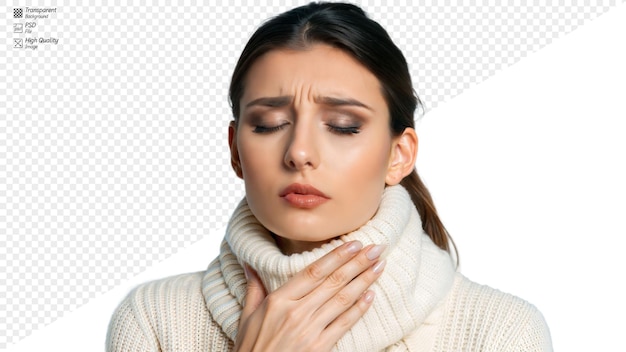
[107,2,552,351]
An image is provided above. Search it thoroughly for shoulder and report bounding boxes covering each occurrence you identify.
[122,271,206,307]
[106,272,233,352]
[436,274,552,352]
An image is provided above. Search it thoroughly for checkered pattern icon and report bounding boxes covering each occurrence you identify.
[14,8,23,18]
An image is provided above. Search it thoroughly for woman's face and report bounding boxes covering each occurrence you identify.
[229,44,414,254]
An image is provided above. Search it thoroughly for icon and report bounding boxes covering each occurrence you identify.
[14,38,23,48]
[14,8,23,18]
[14,23,23,33]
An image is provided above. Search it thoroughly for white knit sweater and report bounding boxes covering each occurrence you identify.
[107,185,552,351]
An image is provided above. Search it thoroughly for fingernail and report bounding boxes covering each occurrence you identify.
[346,241,363,254]
[366,244,386,260]
[363,290,375,303]
[243,264,250,280]
[372,259,386,274]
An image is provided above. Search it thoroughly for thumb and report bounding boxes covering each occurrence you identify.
[241,263,267,319]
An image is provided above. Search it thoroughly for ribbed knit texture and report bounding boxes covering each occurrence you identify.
[107,272,234,352]
[106,185,552,351]
[202,185,456,351]
[432,276,553,352]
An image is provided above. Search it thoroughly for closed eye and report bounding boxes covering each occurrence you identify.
[327,125,360,135]
[253,123,288,134]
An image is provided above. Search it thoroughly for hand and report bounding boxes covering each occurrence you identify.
[234,241,387,352]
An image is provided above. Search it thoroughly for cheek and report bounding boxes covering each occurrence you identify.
[238,140,279,222]
[237,139,275,192]
[332,147,389,232]
[238,135,278,174]
[327,135,391,184]
[325,134,391,221]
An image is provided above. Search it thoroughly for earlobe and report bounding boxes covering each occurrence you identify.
[228,121,244,179]
[385,128,418,185]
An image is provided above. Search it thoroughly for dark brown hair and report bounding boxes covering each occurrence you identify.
[228,2,457,259]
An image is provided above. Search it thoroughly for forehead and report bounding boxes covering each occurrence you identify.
[241,44,387,112]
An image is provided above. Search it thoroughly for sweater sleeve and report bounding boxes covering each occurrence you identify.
[106,297,156,352]
[510,305,552,352]
[105,272,234,352]
[436,275,553,352]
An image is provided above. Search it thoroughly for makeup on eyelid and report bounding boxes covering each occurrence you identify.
[246,109,364,135]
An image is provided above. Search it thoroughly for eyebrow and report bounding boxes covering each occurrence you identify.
[316,96,372,110]
[245,96,292,109]
[244,95,372,110]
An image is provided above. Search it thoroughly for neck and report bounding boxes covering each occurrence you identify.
[272,233,339,255]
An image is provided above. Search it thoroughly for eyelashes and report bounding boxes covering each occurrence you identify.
[252,123,361,135]
[327,125,360,135]
[253,123,288,134]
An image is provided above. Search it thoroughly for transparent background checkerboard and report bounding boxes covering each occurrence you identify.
[1,0,622,348]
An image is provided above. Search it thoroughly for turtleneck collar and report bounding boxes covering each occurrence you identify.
[202,185,456,351]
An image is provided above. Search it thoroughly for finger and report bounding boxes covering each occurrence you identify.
[305,244,386,308]
[240,264,267,323]
[321,289,376,346]
[314,258,385,327]
[281,241,363,299]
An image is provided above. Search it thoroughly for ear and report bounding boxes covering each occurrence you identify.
[385,128,418,185]
[228,121,243,179]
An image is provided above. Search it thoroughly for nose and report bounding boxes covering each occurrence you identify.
[284,123,320,171]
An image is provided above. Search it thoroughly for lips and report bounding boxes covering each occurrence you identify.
[279,183,330,209]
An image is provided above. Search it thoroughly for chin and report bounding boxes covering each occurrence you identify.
[274,223,357,242]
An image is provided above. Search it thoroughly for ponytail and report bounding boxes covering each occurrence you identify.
[400,169,458,265]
